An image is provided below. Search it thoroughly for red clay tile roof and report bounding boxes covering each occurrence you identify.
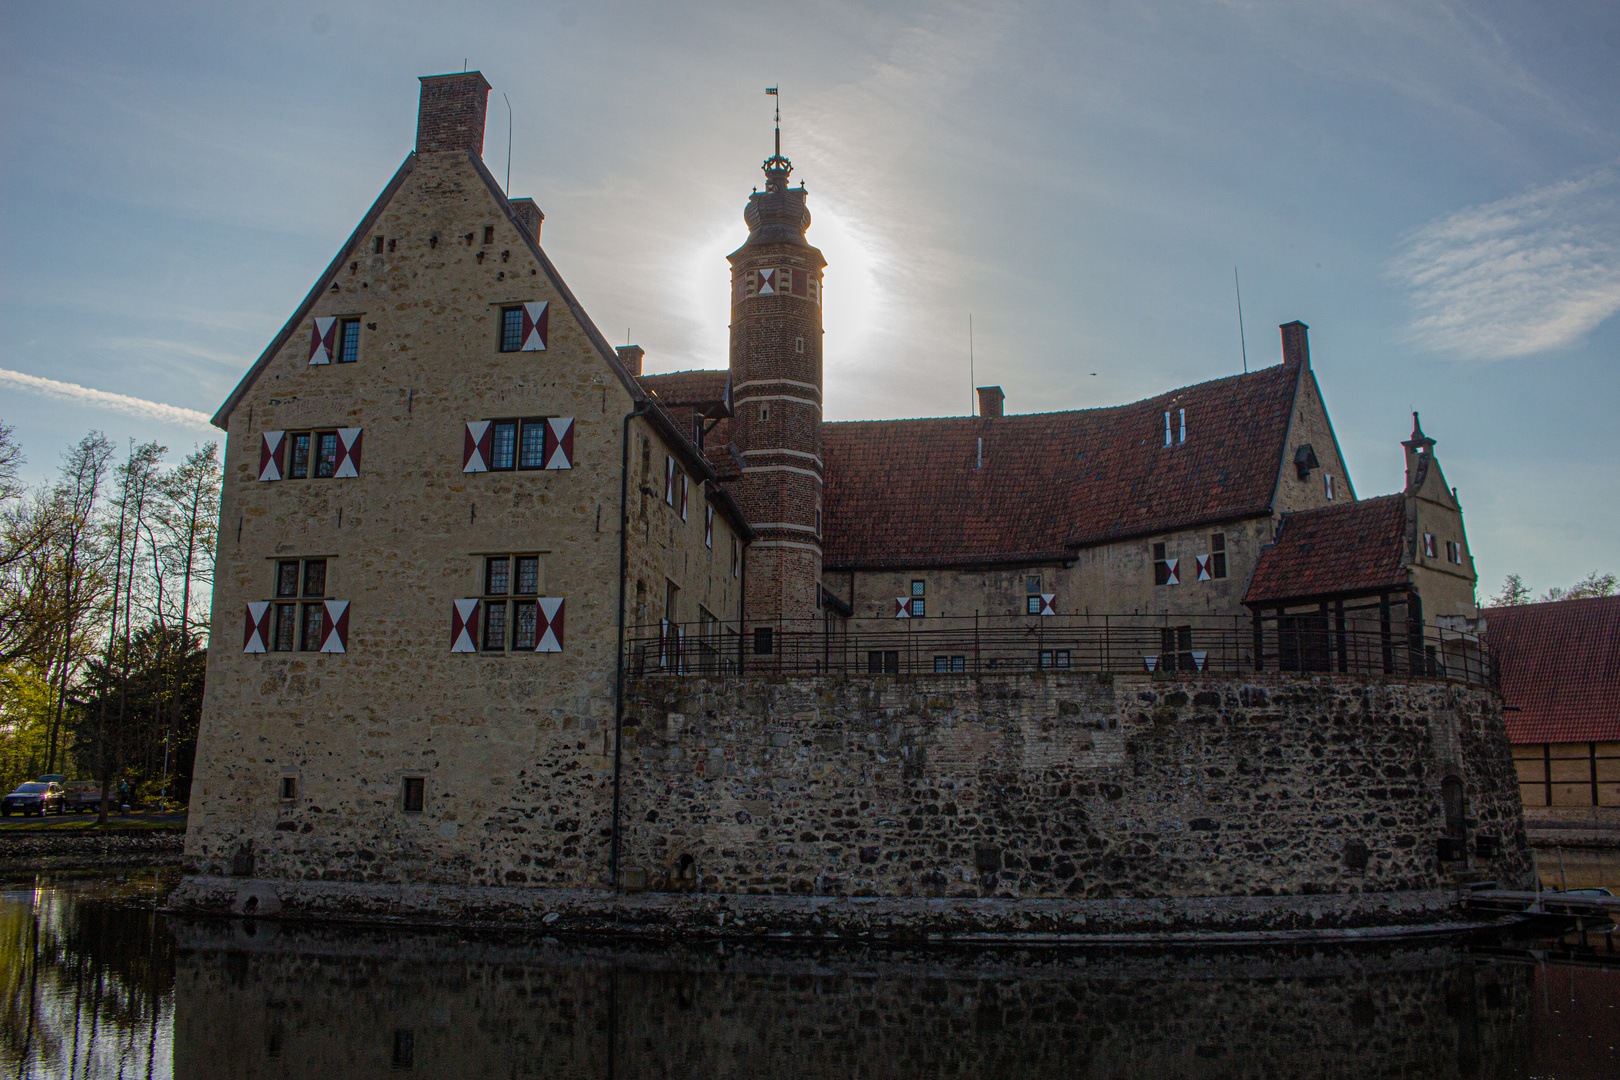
[820,362,1302,569]
[639,369,728,408]
[1484,596,1620,743]
[1243,495,1409,604]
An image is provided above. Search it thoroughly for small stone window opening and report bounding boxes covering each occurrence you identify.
[373,235,384,254]
[909,580,926,618]
[335,318,361,364]
[392,1029,415,1069]
[1025,576,1042,615]
[795,336,805,354]
[278,776,297,801]
[387,238,397,253]
[815,504,822,535]
[401,777,426,814]
[1445,540,1463,564]
[1039,649,1071,670]
[934,655,966,672]
[760,403,770,422]
[1209,533,1227,579]
[731,537,740,579]
[1423,533,1438,558]
[1325,473,1335,500]
[483,225,495,245]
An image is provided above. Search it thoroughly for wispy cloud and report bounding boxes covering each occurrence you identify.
[0,368,214,432]
[1391,165,1620,359]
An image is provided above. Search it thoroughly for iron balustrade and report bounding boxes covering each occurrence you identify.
[624,614,1497,688]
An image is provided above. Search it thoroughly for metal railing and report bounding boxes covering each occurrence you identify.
[624,614,1497,688]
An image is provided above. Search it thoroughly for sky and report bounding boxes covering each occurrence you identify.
[1,0,1617,600]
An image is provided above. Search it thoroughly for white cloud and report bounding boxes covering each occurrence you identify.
[0,368,214,432]
[1390,165,1620,359]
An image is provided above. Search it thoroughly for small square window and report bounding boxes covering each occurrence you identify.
[910,597,926,618]
[1027,595,1042,615]
[276,561,300,598]
[500,307,524,352]
[335,318,361,363]
[514,555,539,595]
[911,580,926,596]
[401,777,425,814]
[485,557,510,596]
[1026,576,1041,594]
[279,776,297,801]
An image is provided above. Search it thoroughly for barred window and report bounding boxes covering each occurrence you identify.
[335,318,361,363]
[485,418,550,471]
[271,558,327,652]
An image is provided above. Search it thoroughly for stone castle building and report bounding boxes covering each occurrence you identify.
[177,73,1525,932]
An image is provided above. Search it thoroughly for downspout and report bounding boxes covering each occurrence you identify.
[611,400,652,892]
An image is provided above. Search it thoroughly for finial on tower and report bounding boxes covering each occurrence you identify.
[763,86,792,192]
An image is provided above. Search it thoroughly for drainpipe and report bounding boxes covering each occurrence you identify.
[611,400,651,892]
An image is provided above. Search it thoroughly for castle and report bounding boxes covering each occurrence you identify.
[176,73,1526,934]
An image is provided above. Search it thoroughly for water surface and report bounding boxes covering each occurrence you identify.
[3,872,1616,1078]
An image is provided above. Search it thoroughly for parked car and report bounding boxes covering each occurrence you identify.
[2,782,65,817]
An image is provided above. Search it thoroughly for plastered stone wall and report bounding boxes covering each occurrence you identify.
[619,672,1530,901]
[186,148,729,889]
[173,927,1532,1080]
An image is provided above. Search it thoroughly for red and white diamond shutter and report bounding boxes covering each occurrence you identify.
[333,428,363,478]
[1195,555,1212,582]
[520,301,549,351]
[1143,655,1160,672]
[756,268,777,296]
[1039,593,1057,616]
[258,431,285,481]
[536,598,565,652]
[451,599,480,653]
[308,317,337,365]
[543,417,573,469]
[319,600,349,653]
[243,602,271,653]
[1163,558,1180,586]
[1191,650,1208,671]
[463,421,493,472]
[679,474,688,520]
[704,505,713,547]
[894,597,911,619]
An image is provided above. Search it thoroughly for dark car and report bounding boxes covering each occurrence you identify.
[2,782,65,817]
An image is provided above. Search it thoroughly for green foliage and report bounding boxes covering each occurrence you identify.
[0,663,63,788]
[1490,570,1616,606]
[1488,573,1531,606]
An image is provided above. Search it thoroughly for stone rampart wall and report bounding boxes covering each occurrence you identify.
[618,672,1530,907]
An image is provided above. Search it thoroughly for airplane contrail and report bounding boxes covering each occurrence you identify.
[0,367,214,432]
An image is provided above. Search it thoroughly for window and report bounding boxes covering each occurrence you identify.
[1209,533,1227,579]
[665,456,676,505]
[401,777,425,813]
[753,627,773,655]
[284,430,344,480]
[934,655,966,673]
[482,418,554,471]
[500,307,525,352]
[279,776,297,801]
[1025,576,1043,615]
[1040,650,1071,670]
[1423,533,1438,558]
[795,336,805,354]
[1446,540,1463,564]
[868,650,899,674]
[483,225,495,244]
[1153,542,1177,586]
[909,580,926,618]
[664,579,680,623]
[482,554,541,651]
[760,404,770,422]
[373,235,384,254]
[731,537,740,578]
[335,318,361,363]
[705,505,714,548]
[1160,626,1194,671]
[1324,473,1335,500]
[272,558,327,652]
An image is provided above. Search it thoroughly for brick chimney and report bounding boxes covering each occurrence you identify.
[616,345,644,378]
[977,386,1005,418]
[1280,321,1310,368]
[416,72,492,156]
[509,198,544,242]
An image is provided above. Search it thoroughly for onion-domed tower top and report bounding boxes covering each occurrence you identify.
[728,106,827,627]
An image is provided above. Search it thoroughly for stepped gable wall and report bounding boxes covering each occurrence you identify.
[617,672,1530,907]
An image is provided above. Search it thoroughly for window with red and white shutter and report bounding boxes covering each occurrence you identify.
[259,432,285,481]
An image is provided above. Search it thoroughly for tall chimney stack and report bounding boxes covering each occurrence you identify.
[508,198,544,242]
[616,345,645,378]
[416,72,492,156]
[977,386,1005,419]
[1280,321,1310,368]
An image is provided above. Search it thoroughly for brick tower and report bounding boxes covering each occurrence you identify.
[728,123,826,627]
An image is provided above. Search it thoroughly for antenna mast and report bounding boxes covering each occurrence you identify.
[1234,267,1248,374]
[969,314,976,416]
[503,93,513,196]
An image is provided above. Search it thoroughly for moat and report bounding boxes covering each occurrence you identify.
[4,870,1616,1078]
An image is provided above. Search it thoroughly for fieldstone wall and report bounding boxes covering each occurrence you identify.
[618,672,1530,905]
